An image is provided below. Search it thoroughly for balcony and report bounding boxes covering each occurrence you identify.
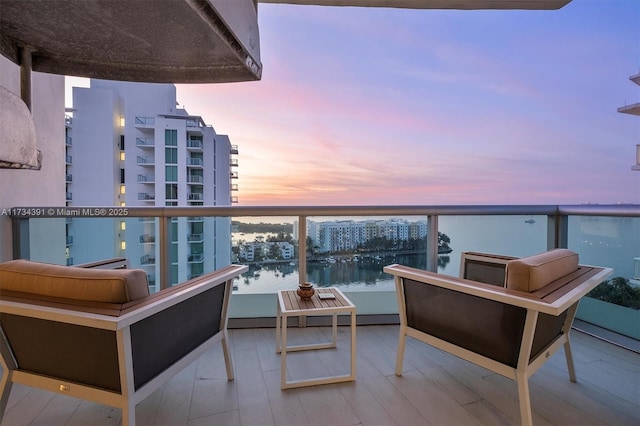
[230,144,238,154]
[137,174,154,183]
[137,155,154,166]
[140,254,155,265]
[135,137,155,148]
[134,116,155,127]
[140,233,155,243]
[6,205,639,426]
[65,192,72,201]
[187,233,204,242]
[188,193,203,201]
[65,136,72,146]
[2,323,637,425]
[187,157,203,167]
[188,253,204,263]
[187,175,203,184]
[230,158,238,167]
[187,139,203,150]
[65,154,72,164]
[230,171,238,179]
[65,173,72,183]
[138,192,155,201]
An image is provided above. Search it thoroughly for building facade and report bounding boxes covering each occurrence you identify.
[307,218,428,253]
[65,80,237,289]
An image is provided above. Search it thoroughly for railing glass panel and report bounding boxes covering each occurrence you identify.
[8,206,639,342]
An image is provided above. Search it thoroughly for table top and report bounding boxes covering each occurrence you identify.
[278,287,355,314]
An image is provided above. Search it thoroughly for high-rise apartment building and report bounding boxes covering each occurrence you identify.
[64,80,237,290]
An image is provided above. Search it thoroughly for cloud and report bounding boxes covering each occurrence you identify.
[174,1,639,206]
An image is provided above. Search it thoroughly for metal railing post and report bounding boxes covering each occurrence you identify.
[426,215,438,272]
[158,215,170,290]
[298,215,307,284]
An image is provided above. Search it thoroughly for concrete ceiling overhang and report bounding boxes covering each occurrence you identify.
[257,0,572,10]
[0,0,262,84]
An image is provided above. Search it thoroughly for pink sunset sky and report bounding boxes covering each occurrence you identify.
[68,0,640,206]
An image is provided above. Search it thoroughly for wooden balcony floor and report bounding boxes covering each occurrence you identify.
[2,325,638,425]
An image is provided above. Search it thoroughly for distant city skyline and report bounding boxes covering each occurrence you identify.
[67,0,640,206]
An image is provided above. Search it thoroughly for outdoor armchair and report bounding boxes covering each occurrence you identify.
[384,249,612,426]
[0,258,247,426]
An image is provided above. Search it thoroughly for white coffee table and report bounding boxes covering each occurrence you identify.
[276,287,356,389]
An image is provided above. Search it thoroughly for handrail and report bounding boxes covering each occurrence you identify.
[8,204,639,289]
[11,204,638,219]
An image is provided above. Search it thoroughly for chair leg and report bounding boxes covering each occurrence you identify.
[0,369,13,422]
[564,337,577,382]
[121,401,135,426]
[221,329,234,381]
[516,373,533,426]
[395,329,406,376]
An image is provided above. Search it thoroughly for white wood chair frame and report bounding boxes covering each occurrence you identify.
[385,256,612,426]
[0,263,247,426]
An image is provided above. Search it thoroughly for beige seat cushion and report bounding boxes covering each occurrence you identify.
[505,249,579,292]
[0,259,149,303]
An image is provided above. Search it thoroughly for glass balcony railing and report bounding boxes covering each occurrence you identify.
[8,204,640,344]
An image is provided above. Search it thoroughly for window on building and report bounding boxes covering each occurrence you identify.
[120,168,125,184]
[166,184,178,200]
[166,165,178,182]
[119,135,125,150]
[165,147,177,164]
[165,129,177,146]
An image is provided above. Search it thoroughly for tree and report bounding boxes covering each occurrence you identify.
[587,277,640,310]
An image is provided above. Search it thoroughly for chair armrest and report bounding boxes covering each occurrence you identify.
[383,263,612,316]
[116,264,247,327]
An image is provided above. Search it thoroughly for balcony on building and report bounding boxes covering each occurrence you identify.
[2,2,638,425]
[134,116,155,127]
[136,137,155,148]
[230,158,238,167]
[65,136,72,146]
[230,144,238,154]
[139,233,155,244]
[187,157,203,168]
[65,173,72,183]
[140,254,155,265]
[187,174,203,184]
[187,232,204,242]
[137,155,154,166]
[137,192,155,201]
[65,192,72,201]
[137,173,154,183]
[65,154,72,164]
[187,253,204,263]
[187,138,203,150]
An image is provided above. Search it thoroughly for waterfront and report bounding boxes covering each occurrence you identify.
[232,215,640,294]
